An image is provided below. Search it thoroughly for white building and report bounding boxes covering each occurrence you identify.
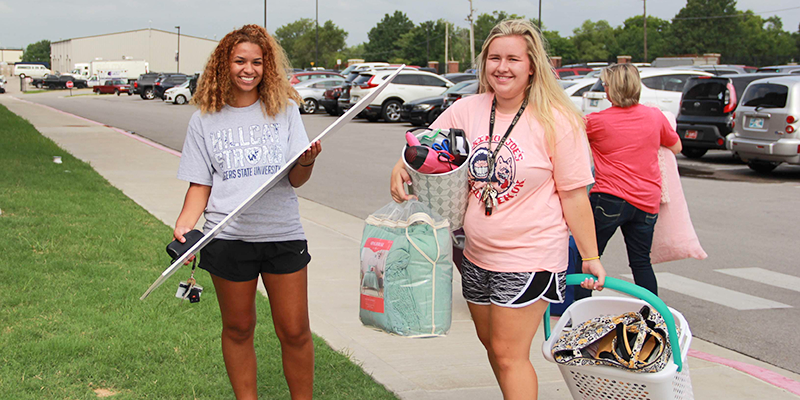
[50,29,218,75]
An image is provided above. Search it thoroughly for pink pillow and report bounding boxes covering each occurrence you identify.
[651,111,707,264]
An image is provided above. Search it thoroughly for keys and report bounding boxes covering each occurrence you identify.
[481,185,498,216]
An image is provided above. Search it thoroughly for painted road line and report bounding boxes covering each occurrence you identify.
[716,268,800,293]
[622,273,791,310]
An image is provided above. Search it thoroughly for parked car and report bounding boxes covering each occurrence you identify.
[31,74,55,88]
[337,66,418,117]
[347,70,453,122]
[0,75,6,94]
[338,62,390,77]
[561,77,598,111]
[400,79,477,126]
[671,64,757,75]
[93,79,131,95]
[133,72,161,99]
[728,75,800,173]
[86,76,102,88]
[164,80,192,105]
[583,68,713,116]
[43,74,88,89]
[442,72,477,84]
[154,74,189,100]
[675,73,789,159]
[554,67,593,79]
[294,76,345,114]
[442,81,480,111]
[288,71,342,85]
[13,63,50,79]
[756,65,800,74]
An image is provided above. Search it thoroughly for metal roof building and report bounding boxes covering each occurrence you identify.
[50,29,218,75]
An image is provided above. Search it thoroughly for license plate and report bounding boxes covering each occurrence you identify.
[748,117,764,129]
[590,99,599,107]
[685,130,698,139]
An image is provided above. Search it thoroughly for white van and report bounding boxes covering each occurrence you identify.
[14,64,51,79]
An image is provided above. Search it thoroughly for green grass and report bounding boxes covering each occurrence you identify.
[0,104,398,400]
[21,90,48,94]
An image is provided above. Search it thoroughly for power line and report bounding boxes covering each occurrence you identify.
[673,5,800,21]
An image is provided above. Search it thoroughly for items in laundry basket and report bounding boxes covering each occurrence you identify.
[551,305,673,373]
[359,200,453,337]
[403,128,468,174]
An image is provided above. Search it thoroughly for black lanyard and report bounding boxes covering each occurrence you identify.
[487,96,528,183]
[482,96,528,216]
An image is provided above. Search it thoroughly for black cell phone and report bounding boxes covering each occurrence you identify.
[166,229,204,261]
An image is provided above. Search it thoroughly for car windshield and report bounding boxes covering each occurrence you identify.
[741,83,788,108]
[455,82,479,94]
[178,80,190,88]
[352,74,372,85]
[445,80,476,94]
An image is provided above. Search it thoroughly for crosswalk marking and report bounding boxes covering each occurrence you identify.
[622,273,791,310]
[715,268,800,293]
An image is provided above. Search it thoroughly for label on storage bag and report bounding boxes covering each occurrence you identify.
[360,238,392,313]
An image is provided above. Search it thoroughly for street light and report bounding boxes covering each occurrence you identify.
[315,0,319,69]
[175,26,181,73]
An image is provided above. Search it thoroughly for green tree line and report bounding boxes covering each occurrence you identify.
[275,0,800,71]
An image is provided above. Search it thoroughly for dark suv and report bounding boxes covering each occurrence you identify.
[133,72,161,99]
[154,74,189,100]
[676,73,789,158]
[43,74,88,89]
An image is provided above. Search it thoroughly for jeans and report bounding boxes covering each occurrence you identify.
[575,193,659,300]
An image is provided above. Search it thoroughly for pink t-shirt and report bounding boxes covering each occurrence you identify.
[431,93,594,273]
[586,104,679,214]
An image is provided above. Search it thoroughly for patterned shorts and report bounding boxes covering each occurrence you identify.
[461,257,566,308]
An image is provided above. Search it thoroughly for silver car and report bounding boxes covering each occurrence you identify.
[729,75,800,173]
[295,76,345,114]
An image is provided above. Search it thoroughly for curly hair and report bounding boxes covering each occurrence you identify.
[191,24,301,117]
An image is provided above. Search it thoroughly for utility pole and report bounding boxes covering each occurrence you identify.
[467,0,475,69]
[175,26,180,73]
[643,0,648,62]
[426,23,430,64]
[538,0,542,30]
[315,0,319,69]
[445,22,449,71]
[264,0,267,30]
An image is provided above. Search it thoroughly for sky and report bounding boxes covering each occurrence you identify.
[0,0,798,50]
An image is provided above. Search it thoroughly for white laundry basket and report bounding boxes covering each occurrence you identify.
[542,276,694,400]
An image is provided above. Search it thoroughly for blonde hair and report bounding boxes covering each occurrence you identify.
[477,19,584,152]
[191,24,301,116]
[600,64,641,108]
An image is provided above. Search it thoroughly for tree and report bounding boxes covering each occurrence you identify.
[22,40,50,64]
[542,30,579,63]
[730,12,796,65]
[364,11,415,62]
[571,20,616,62]
[670,0,740,57]
[613,16,671,62]
[395,20,452,69]
[275,19,347,69]
[473,11,526,54]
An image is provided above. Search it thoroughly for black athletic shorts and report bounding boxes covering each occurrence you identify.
[461,257,566,308]
[199,239,311,282]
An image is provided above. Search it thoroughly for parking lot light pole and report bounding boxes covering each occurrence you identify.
[315,0,319,70]
[175,26,181,73]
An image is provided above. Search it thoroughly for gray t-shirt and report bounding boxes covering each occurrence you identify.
[177,100,310,242]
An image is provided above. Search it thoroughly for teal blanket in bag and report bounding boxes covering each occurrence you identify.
[359,201,453,337]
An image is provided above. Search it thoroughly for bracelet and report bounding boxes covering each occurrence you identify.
[582,256,600,261]
[298,160,315,167]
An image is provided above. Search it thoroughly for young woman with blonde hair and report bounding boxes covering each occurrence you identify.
[174,24,321,400]
[390,19,606,399]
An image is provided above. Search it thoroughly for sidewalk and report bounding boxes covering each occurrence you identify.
[2,94,799,400]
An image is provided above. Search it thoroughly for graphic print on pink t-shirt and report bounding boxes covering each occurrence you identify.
[467,134,526,205]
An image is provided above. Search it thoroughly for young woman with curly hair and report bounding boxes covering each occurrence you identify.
[390,20,605,399]
[174,24,321,400]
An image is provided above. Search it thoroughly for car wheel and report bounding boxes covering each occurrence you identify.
[94,88,99,94]
[426,109,442,126]
[143,88,155,100]
[302,99,318,114]
[381,100,402,122]
[747,160,779,174]
[680,147,708,159]
[175,95,187,105]
[36,82,42,88]
[115,90,120,96]
[19,74,26,79]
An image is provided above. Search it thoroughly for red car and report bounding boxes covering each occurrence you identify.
[554,67,593,79]
[288,71,342,85]
[93,79,131,95]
